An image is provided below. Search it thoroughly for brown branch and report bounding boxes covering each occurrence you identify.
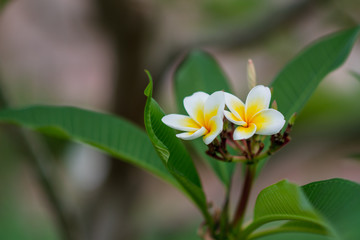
[232,164,256,229]
[88,1,151,239]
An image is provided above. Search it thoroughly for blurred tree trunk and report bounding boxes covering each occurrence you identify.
[89,0,150,239]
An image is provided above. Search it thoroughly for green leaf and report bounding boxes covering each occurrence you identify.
[276,221,329,236]
[174,50,236,187]
[144,71,212,224]
[245,178,360,240]
[242,180,332,240]
[257,27,360,174]
[193,138,236,188]
[253,180,321,221]
[302,178,360,240]
[0,106,178,187]
[251,232,331,240]
[271,26,360,121]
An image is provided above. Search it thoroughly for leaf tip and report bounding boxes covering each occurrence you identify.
[144,69,153,97]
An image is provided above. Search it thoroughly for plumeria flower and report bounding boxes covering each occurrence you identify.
[162,91,225,145]
[224,85,285,140]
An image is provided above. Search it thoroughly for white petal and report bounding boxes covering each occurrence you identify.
[245,85,271,121]
[176,127,207,140]
[224,92,245,121]
[224,110,246,126]
[203,116,223,145]
[251,109,285,135]
[162,114,201,131]
[233,123,257,140]
[184,92,209,126]
[204,91,225,125]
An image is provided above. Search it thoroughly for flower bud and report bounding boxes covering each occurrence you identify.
[288,113,297,126]
[247,59,256,90]
[271,100,278,110]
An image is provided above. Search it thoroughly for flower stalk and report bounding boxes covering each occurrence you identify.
[232,163,257,230]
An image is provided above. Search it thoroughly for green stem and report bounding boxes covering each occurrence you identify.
[206,211,215,234]
[219,179,232,239]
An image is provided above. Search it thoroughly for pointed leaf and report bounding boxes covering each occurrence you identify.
[271,26,360,121]
[257,27,360,174]
[0,106,178,186]
[144,73,212,223]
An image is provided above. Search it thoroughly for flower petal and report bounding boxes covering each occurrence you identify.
[184,92,209,126]
[224,110,246,126]
[245,85,271,121]
[224,92,245,121]
[251,109,285,135]
[176,127,207,140]
[162,114,201,131]
[204,91,225,125]
[233,123,257,140]
[203,116,223,145]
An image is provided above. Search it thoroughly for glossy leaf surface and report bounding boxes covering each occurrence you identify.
[257,27,360,173]
[0,106,178,186]
[144,74,211,222]
[271,27,360,121]
[247,178,360,240]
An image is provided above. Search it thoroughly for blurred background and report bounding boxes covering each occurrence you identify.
[0,0,360,239]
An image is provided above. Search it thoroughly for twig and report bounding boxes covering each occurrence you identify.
[232,163,256,230]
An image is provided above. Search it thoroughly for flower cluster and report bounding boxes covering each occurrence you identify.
[161,84,291,163]
[162,85,285,144]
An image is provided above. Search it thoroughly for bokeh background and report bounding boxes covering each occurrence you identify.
[0,0,360,239]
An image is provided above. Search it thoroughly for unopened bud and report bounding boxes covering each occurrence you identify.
[271,100,278,110]
[288,113,297,126]
[247,59,256,90]
[269,87,274,95]
[269,133,285,153]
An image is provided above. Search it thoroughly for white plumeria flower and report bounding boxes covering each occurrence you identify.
[224,85,285,140]
[162,91,225,145]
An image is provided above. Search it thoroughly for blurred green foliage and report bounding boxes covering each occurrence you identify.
[141,224,201,240]
[0,0,9,9]
[295,85,360,135]
[0,132,59,240]
[202,0,265,23]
